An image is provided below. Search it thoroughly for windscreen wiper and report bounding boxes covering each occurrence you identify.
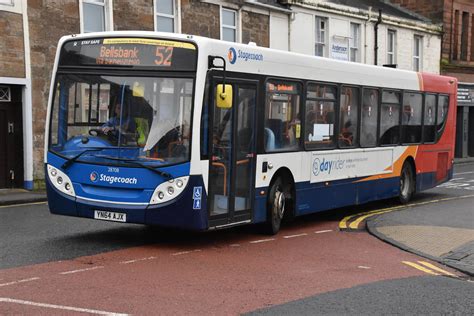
[61,149,104,169]
[96,155,171,179]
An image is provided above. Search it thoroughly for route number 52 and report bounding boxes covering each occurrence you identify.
[155,46,173,66]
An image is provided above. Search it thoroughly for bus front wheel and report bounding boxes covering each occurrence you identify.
[265,177,287,235]
[399,161,415,204]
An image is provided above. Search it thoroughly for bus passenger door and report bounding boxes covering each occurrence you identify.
[208,80,257,227]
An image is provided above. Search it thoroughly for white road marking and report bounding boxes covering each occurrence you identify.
[453,171,474,176]
[119,256,156,264]
[315,230,333,234]
[0,297,128,315]
[249,238,275,244]
[229,244,241,247]
[283,233,308,239]
[0,202,47,209]
[0,277,40,288]
[358,266,371,269]
[171,249,202,256]
[59,266,104,275]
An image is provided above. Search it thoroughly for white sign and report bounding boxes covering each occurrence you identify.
[331,37,349,61]
[310,149,394,183]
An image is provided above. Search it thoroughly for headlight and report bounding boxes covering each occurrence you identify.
[47,164,75,197]
[150,176,189,205]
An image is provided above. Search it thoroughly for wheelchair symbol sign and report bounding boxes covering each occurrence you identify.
[193,187,202,200]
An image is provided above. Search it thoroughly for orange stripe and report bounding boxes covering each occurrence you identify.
[356,146,418,183]
[417,72,424,91]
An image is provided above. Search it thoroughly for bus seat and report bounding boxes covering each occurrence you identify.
[264,128,276,151]
[266,119,283,147]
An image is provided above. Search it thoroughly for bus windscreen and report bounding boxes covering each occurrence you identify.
[59,37,197,71]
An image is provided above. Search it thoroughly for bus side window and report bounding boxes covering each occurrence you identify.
[423,94,436,143]
[339,86,359,148]
[264,81,302,152]
[401,92,422,144]
[360,88,379,147]
[304,83,337,150]
[379,90,401,145]
[437,95,449,135]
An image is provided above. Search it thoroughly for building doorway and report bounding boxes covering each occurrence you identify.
[0,85,24,188]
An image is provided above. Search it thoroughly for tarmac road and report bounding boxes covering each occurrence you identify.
[0,164,473,314]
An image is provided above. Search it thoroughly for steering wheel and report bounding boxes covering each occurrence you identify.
[89,128,105,136]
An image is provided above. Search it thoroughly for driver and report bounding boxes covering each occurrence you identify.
[101,102,136,141]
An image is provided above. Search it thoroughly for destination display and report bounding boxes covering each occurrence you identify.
[59,38,197,71]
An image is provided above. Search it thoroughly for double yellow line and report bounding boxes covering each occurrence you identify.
[402,261,457,277]
[339,194,474,231]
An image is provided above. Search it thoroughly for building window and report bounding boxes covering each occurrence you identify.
[315,16,327,57]
[461,11,469,61]
[0,86,11,102]
[155,0,176,32]
[350,23,360,62]
[81,0,109,33]
[413,35,422,71]
[221,8,237,42]
[387,30,397,65]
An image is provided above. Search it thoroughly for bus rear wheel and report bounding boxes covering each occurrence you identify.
[399,161,415,204]
[265,177,287,235]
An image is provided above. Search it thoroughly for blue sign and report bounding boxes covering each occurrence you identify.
[193,198,201,210]
[193,186,202,210]
[193,187,202,200]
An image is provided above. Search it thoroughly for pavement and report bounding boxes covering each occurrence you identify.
[367,161,474,276]
[0,189,46,206]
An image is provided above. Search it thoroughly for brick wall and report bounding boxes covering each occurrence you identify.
[113,0,154,31]
[0,11,25,78]
[390,0,445,22]
[242,10,269,47]
[28,0,80,184]
[181,0,220,39]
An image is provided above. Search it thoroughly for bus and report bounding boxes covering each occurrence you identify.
[45,31,457,234]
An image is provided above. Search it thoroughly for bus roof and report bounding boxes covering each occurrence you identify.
[57,31,456,93]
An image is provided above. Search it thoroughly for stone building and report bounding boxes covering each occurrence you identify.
[390,0,474,158]
[0,0,285,189]
[0,0,445,189]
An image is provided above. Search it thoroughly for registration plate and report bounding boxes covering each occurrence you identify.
[94,210,126,222]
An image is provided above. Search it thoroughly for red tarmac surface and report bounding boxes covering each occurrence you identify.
[0,220,454,315]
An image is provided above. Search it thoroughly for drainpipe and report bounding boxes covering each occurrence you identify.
[374,9,382,65]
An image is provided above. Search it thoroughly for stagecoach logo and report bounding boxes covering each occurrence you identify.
[89,171,137,185]
[228,47,237,64]
[312,158,321,176]
[227,47,263,65]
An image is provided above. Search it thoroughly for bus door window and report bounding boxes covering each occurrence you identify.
[209,86,232,216]
[234,87,256,211]
[401,92,422,144]
[361,88,379,147]
[423,94,436,143]
[339,86,359,147]
[380,90,401,145]
[304,83,336,149]
[264,81,302,152]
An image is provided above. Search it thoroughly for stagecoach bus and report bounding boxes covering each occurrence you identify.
[45,31,457,234]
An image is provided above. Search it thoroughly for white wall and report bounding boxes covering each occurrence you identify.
[270,13,289,51]
[282,5,441,74]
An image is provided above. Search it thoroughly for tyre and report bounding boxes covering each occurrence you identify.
[264,177,287,235]
[399,161,415,204]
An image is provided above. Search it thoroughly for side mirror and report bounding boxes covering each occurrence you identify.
[216,84,233,109]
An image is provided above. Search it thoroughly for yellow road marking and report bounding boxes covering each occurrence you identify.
[402,261,440,276]
[339,194,474,230]
[348,209,394,229]
[417,261,457,277]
